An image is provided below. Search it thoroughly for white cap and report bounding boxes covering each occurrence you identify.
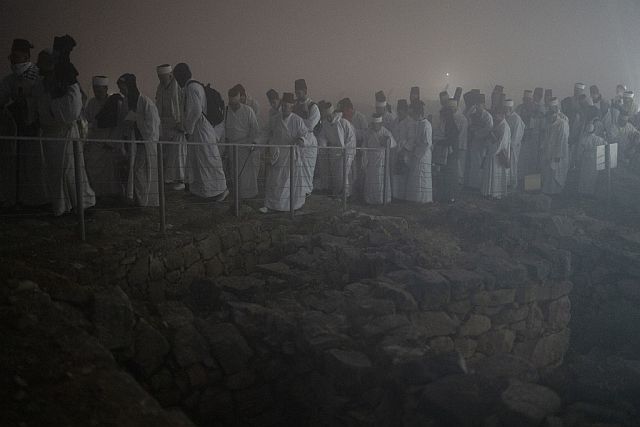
[375,101,387,108]
[92,76,109,86]
[575,83,586,90]
[156,64,172,75]
[549,98,559,107]
[503,99,514,107]
[623,91,635,99]
[372,114,383,123]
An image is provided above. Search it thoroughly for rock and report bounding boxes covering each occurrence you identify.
[472,289,516,306]
[182,244,201,267]
[360,314,409,338]
[459,314,492,337]
[197,235,221,260]
[438,269,484,299]
[147,280,166,305]
[198,386,235,424]
[519,255,552,282]
[475,256,527,289]
[225,368,256,390]
[548,215,576,237]
[393,352,467,385]
[171,324,209,367]
[217,276,265,300]
[411,311,459,338]
[197,321,254,375]
[549,281,573,300]
[411,268,451,310]
[186,278,221,313]
[501,380,561,423]
[447,299,472,316]
[513,193,551,212]
[514,329,570,369]
[149,255,165,281]
[354,297,396,317]
[220,229,241,250]
[157,301,194,330]
[134,319,170,376]
[429,336,455,354]
[455,338,478,359]
[477,329,516,355]
[470,354,539,383]
[531,243,572,280]
[185,363,209,388]
[324,349,373,389]
[546,296,571,331]
[204,257,225,277]
[493,304,530,325]
[92,286,135,350]
[164,251,184,272]
[128,256,149,286]
[371,280,417,311]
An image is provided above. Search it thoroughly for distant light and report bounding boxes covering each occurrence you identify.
[445,72,450,77]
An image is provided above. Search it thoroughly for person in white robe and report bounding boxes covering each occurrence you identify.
[607,111,639,163]
[404,101,433,203]
[224,85,260,199]
[0,38,48,207]
[338,97,368,199]
[292,79,319,196]
[575,122,606,196]
[391,100,415,200]
[316,103,356,196]
[481,107,511,199]
[266,89,281,122]
[516,90,545,182]
[434,98,467,203]
[541,98,570,195]
[173,63,228,200]
[465,94,493,189]
[375,90,396,131]
[261,92,310,212]
[504,99,525,189]
[83,75,125,197]
[232,84,259,118]
[117,73,159,207]
[363,113,396,204]
[34,50,95,216]
[155,64,186,190]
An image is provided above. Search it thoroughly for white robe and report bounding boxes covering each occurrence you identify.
[224,104,260,198]
[576,133,605,195]
[84,96,125,197]
[35,83,96,215]
[481,118,511,199]
[183,80,227,198]
[404,118,433,203]
[264,113,310,211]
[347,110,369,197]
[541,116,570,195]
[454,112,469,184]
[156,78,186,183]
[293,98,320,196]
[506,111,525,188]
[608,121,638,162]
[123,94,160,207]
[391,116,416,199]
[516,103,545,179]
[465,108,493,189]
[363,127,396,204]
[317,114,356,195]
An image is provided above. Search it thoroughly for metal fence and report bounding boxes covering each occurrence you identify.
[0,135,390,241]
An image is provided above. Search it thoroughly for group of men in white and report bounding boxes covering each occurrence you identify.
[2,37,639,216]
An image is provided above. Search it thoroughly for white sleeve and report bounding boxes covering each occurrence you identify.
[183,83,203,135]
[50,83,83,124]
[305,104,320,131]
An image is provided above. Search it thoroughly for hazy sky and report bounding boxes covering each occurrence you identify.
[2,0,640,117]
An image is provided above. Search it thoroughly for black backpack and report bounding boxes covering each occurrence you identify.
[187,81,225,126]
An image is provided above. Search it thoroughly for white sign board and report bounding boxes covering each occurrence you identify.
[607,143,618,169]
[596,145,606,171]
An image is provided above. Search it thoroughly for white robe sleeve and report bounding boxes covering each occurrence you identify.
[137,96,160,141]
[247,107,260,142]
[305,103,320,131]
[50,83,83,124]
[183,82,203,136]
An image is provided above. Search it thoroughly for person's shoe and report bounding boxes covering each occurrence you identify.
[214,189,229,202]
[258,206,269,214]
[172,183,186,191]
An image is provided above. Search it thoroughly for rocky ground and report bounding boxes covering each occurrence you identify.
[1,168,640,427]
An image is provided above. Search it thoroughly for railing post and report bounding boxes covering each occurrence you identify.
[289,145,295,220]
[157,142,166,234]
[342,146,348,212]
[383,146,390,205]
[233,144,240,217]
[72,139,86,241]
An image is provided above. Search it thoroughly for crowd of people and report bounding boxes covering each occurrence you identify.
[1,36,639,217]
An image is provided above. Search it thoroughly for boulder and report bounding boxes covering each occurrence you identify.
[459,314,492,337]
[411,311,459,338]
[134,319,170,376]
[470,354,539,383]
[92,286,135,350]
[324,349,373,389]
[438,269,484,300]
[197,321,254,375]
[501,380,561,424]
[171,324,210,367]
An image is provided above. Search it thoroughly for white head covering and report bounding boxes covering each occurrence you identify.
[375,101,387,108]
[575,83,586,90]
[623,91,635,99]
[503,99,514,107]
[371,114,383,123]
[92,75,109,87]
[549,97,559,107]
[156,64,172,75]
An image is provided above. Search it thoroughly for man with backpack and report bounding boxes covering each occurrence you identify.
[173,62,228,200]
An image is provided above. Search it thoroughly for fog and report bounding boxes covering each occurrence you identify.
[2,0,640,117]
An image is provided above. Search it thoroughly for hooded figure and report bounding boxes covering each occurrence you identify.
[32,49,95,215]
[117,73,159,207]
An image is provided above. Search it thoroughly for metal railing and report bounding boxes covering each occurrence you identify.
[0,135,391,241]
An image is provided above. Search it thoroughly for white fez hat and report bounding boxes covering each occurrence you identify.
[623,91,635,99]
[157,64,172,75]
[503,99,514,107]
[376,101,387,108]
[92,75,109,86]
[575,83,586,90]
[371,114,383,123]
[549,97,559,106]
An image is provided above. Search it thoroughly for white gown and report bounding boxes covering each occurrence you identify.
[183,80,227,198]
[156,78,186,183]
[124,94,160,207]
[35,82,96,215]
[317,113,356,195]
[506,111,525,188]
[391,116,416,199]
[363,127,396,204]
[576,132,605,195]
[224,104,260,198]
[404,118,433,203]
[481,118,511,199]
[465,108,493,189]
[293,99,319,196]
[541,116,570,195]
[264,112,310,211]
